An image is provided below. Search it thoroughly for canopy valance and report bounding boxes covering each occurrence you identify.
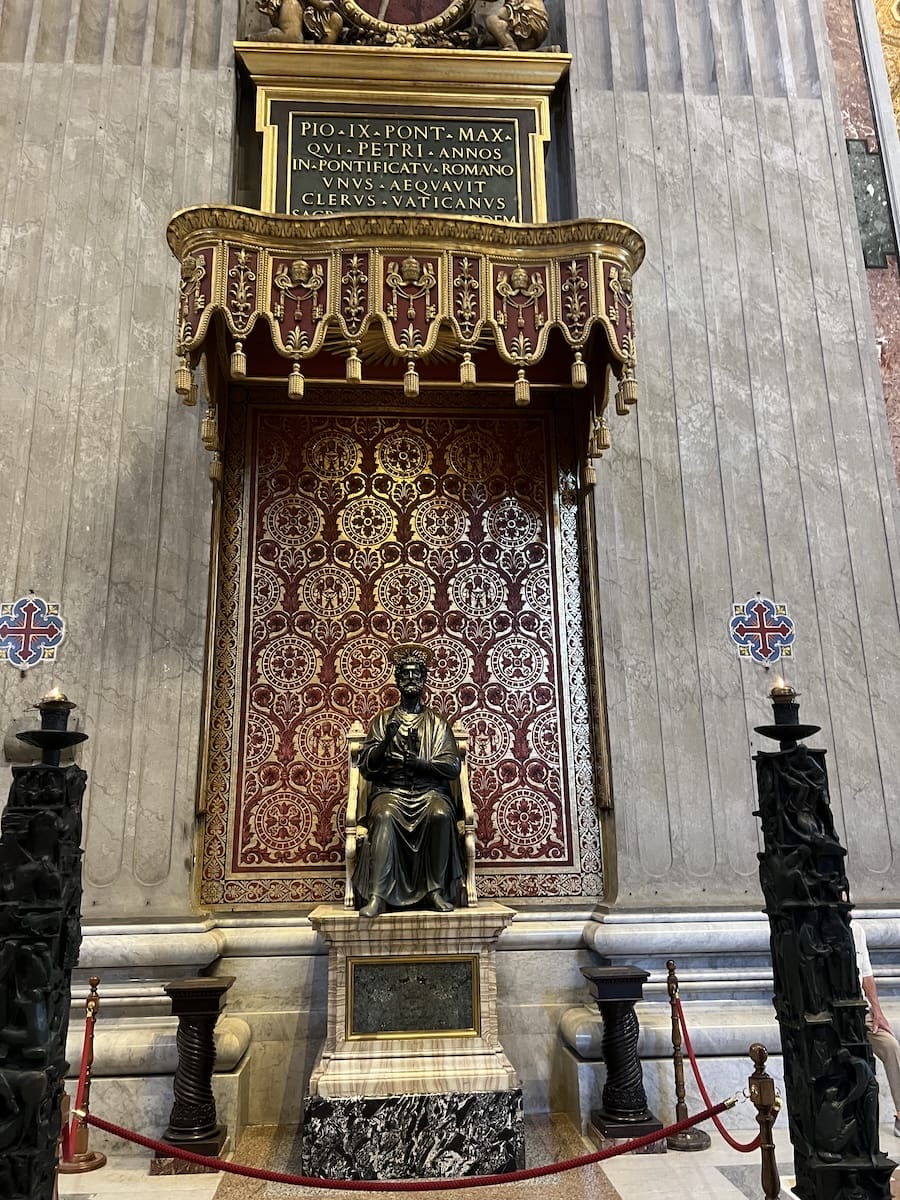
[167,206,644,473]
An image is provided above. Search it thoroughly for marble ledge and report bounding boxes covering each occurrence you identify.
[77,908,598,964]
[584,910,900,956]
[562,995,900,1061]
[64,1015,251,1078]
[74,910,900,972]
[79,921,221,968]
[559,1002,783,1060]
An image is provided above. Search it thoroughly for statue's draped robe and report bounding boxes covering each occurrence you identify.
[353,706,464,907]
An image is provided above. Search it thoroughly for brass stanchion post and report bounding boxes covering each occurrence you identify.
[747,1043,780,1200]
[59,976,107,1174]
[665,959,710,1151]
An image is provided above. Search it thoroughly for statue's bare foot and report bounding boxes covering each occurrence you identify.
[360,895,385,918]
[428,889,454,913]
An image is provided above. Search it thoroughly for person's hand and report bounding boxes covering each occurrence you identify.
[872,1007,893,1035]
[384,718,401,743]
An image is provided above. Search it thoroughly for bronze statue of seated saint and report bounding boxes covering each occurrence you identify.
[345,644,476,917]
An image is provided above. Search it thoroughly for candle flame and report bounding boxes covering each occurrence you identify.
[42,686,67,702]
[770,675,795,698]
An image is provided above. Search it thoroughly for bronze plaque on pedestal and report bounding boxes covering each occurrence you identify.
[347,954,480,1038]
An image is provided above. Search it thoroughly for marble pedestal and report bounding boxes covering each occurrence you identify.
[302,902,523,1179]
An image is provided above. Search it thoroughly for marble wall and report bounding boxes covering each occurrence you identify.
[564,0,900,907]
[2,0,898,1141]
[0,0,898,921]
[0,0,237,917]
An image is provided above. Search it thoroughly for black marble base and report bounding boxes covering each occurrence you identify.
[301,1090,524,1179]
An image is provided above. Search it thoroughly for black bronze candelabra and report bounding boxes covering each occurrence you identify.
[753,680,895,1200]
[0,690,88,1200]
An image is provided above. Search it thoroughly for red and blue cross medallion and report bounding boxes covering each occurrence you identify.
[729,597,794,665]
[0,597,65,670]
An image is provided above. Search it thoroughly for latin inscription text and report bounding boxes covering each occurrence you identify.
[288,116,521,220]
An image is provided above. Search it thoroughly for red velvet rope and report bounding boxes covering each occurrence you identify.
[674,995,761,1153]
[84,1101,731,1191]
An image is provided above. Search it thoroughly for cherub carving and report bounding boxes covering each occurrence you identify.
[257,0,342,44]
[474,0,549,51]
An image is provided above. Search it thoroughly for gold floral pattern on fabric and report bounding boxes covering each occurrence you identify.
[199,397,601,905]
[877,1,900,128]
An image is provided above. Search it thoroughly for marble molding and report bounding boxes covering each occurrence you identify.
[301,1090,525,1180]
[306,902,519,1099]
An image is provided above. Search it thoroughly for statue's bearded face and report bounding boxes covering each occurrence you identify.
[395,661,426,695]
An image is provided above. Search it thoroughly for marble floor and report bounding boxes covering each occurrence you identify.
[56,1120,900,1200]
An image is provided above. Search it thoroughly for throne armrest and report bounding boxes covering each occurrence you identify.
[451,722,477,907]
[344,721,367,909]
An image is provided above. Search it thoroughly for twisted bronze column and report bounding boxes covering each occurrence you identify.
[156,977,235,1164]
[582,964,662,1144]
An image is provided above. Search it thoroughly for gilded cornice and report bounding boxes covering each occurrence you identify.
[167,205,646,269]
[234,43,571,91]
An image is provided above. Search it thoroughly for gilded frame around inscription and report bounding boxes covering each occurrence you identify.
[237,44,570,222]
[346,954,481,1040]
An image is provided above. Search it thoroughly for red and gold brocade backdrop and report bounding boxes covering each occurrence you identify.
[199,392,601,906]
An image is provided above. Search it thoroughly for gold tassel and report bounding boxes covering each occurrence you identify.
[583,462,597,485]
[175,357,192,396]
[514,369,530,407]
[209,453,223,483]
[200,407,217,451]
[587,416,611,459]
[288,363,304,399]
[231,341,247,379]
[617,370,638,407]
[571,352,587,388]
[460,352,476,386]
[185,381,198,408]
[404,360,419,399]
[346,347,362,382]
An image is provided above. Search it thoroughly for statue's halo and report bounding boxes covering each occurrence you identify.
[388,642,434,669]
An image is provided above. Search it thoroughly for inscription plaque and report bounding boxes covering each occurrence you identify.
[268,101,535,220]
[347,955,480,1038]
